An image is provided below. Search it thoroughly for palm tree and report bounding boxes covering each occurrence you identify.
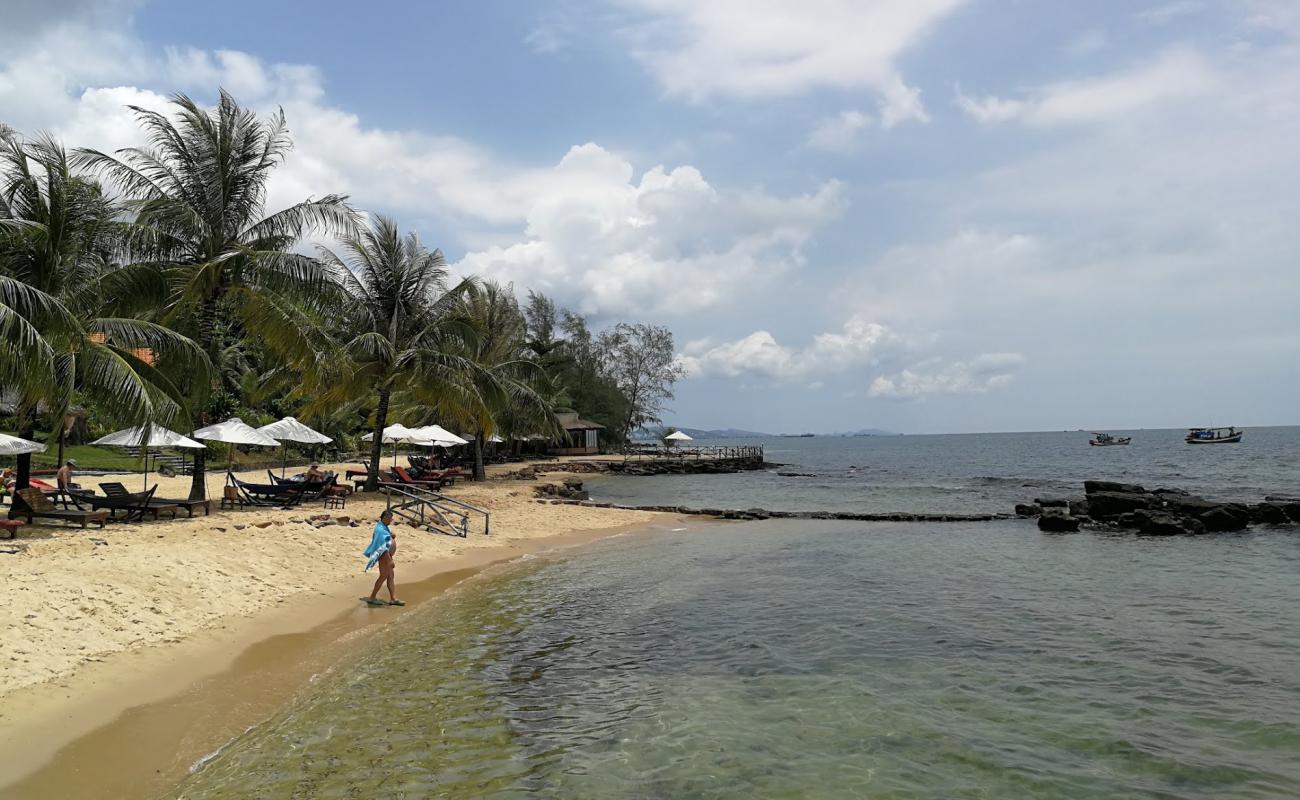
[444,281,558,480]
[308,216,479,491]
[76,90,354,498]
[1,128,207,488]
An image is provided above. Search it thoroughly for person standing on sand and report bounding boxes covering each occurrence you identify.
[363,509,405,607]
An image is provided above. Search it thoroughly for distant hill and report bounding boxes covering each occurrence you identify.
[836,428,900,436]
[675,427,773,439]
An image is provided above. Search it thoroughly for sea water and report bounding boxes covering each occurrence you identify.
[172,523,1300,798]
[583,427,1300,514]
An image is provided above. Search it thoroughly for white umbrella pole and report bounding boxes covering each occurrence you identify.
[281,442,288,478]
[143,449,149,492]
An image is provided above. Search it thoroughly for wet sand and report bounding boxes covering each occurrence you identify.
[0,459,666,798]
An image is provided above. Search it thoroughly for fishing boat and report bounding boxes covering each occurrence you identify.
[1089,432,1131,446]
[1186,426,1243,444]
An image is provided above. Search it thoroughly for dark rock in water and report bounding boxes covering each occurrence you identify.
[1084,480,1146,495]
[1087,491,1153,519]
[1035,497,1069,508]
[1140,513,1205,536]
[1068,499,1090,517]
[1285,503,1300,523]
[1038,513,1080,532]
[562,477,584,490]
[1253,503,1292,525]
[1159,494,1218,515]
[1116,511,1145,529]
[745,508,771,520]
[1200,505,1250,532]
[776,472,816,478]
[1015,503,1042,517]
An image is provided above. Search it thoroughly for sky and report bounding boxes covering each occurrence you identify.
[2,0,1297,434]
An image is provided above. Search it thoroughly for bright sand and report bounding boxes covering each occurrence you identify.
[0,459,665,795]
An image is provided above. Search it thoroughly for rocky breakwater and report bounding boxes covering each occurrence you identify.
[1016,480,1300,535]
[536,481,1011,523]
[607,458,771,476]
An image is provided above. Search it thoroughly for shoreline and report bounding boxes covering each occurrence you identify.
[0,458,673,798]
[0,514,683,799]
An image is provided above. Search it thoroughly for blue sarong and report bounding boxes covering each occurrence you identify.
[363,521,392,572]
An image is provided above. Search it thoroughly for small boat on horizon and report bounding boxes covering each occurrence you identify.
[1186,426,1243,444]
[1089,432,1131,446]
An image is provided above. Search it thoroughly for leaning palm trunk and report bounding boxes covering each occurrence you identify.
[365,388,391,491]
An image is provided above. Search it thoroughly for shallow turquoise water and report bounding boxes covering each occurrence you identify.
[171,520,1300,799]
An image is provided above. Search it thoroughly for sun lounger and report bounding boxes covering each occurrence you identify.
[99,482,210,517]
[232,476,305,507]
[391,466,455,489]
[67,485,177,522]
[0,519,25,539]
[10,488,108,529]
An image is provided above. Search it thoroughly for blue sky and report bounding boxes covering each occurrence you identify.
[3,0,1298,433]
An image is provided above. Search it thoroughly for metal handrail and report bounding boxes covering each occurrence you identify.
[383,484,490,538]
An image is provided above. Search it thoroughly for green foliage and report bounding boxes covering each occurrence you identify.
[2,92,686,475]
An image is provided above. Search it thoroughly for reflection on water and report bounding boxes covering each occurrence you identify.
[172,521,1300,799]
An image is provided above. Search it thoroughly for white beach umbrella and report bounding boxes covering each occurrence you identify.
[0,432,47,456]
[360,423,425,467]
[360,423,420,444]
[257,416,333,477]
[663,430,693,447]
[91,423,205,491]
[192,417,280,486]
[460,432,504,444]
[410,424,469,446]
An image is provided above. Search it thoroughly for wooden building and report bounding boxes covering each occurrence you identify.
[553,412,605,455]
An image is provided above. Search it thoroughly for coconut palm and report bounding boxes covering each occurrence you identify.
[441,281,558,480]
[0,127,208,487]
[308,216,480,491]
[75,90,354,498]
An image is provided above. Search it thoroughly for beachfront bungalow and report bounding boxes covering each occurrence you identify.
[552,412,604,456]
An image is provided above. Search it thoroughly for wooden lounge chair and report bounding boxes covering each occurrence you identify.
[267,471,339,503]
[67,485,177,522]
[10,488,108,529]
[232,476,305,507]
[390,466,448,489]
[100,482,210,517]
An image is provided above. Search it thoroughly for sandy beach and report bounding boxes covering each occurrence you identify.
[0,459,665,794]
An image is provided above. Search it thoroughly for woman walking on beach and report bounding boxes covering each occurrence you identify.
[363,509,405,607]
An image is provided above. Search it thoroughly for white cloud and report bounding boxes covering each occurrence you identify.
[1136,1,1206,24]
[676,316,898,379]
[956,48,1220,126]
[677,315,1022,400]
[806,109,872,152]
[842,228,1042,327]
[1065,29,1110,57]
[868,353,1025,399]
[954,89,1027,123]
[0,12,848,321]
[456,145,843,315]
[615,0,964,123]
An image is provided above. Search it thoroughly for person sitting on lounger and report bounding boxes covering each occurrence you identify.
[304,463,325,482]
[56,459,80,491]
